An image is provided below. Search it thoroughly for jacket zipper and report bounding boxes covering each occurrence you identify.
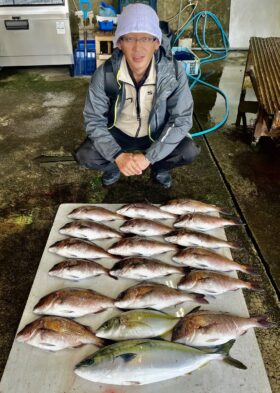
[135,87,141,137]
[135,83,155,138]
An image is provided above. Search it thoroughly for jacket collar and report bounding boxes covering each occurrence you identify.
[110,47,177,96]
[118,56,156,86]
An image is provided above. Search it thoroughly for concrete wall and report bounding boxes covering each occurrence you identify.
[229,0,280,49]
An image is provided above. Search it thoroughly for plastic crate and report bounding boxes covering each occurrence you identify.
[77,39,95,51]
[98,20,114,31]
[172,46,200,76]
[74,49,96,76]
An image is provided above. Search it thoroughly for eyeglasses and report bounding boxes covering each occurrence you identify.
[120,36,157,44]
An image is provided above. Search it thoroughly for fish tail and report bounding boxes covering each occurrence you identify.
[241,265,258,276]
[181,266,192,275]
[95,337,111,347]
[253,316,275,329]
[109,255,121,262]
[223,355,247,370]
[186,306,201,315]
[216,340,247,370]
[218,207,232,216]
[192,294,209,304]
[228,241,242,250]
[231,217,245,226]
[248,282,263,291]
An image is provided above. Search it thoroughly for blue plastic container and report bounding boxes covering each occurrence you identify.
[98,20,114,31]
[74,49,96,76]
[77,39,95,51]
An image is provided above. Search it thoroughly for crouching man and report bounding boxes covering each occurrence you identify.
[75,3,200,188]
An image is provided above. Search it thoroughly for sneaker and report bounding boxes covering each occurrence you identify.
[102,170,120,186]
[151,170,172,188]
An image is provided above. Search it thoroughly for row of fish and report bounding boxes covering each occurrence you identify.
[18,300,272,349]
[31,284,207,319]
[49,233,239,260]
[68,200,232,221]
[60,215,243,240]
[49,257,260,295]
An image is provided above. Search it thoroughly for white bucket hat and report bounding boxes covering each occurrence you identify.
[113,4,162,47]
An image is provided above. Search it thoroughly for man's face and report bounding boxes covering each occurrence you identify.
[117,33,160,75]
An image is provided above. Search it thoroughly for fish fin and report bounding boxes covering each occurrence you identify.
[249,282,263,291]
[125,320,150,329]
[229,241,243,250]
[153,335,166,341]
[193,294,209,304]
[73,343,84,348]
[231,217,245,225]
[187,306,201,315]
[206,295,217,300]
[252,316,275,329]
[69,275,81,280]
[214,340,247,370]
[108,272,119,280]
[206,338,221,343]
[243,265,259,276]
[94,309,107,314]
[116,353,137,363]
[223,356,247,370]
[219,208,233,216]
[196,263,209,268]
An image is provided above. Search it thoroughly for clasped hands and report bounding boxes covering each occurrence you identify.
[115,152,150,176]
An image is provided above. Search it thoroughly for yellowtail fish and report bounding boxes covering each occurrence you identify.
[96,309,180,340]
[75,339,246,385]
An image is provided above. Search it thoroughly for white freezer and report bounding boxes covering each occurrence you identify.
[0,0,73,67]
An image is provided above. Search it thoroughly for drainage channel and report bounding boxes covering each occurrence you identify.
[193,115,280,300]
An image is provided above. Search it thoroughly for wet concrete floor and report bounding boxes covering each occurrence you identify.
[0,52,279,391]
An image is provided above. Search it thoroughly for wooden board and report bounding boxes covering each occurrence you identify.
[0,204,272,393]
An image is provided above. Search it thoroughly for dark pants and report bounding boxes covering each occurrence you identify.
[74,127,200,173]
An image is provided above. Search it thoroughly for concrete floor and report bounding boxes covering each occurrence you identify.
[0,52,279,391]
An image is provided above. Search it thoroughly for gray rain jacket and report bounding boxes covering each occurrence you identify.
[83,46,193,165]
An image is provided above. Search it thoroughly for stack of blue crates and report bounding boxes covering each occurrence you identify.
[74,40,96,76]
